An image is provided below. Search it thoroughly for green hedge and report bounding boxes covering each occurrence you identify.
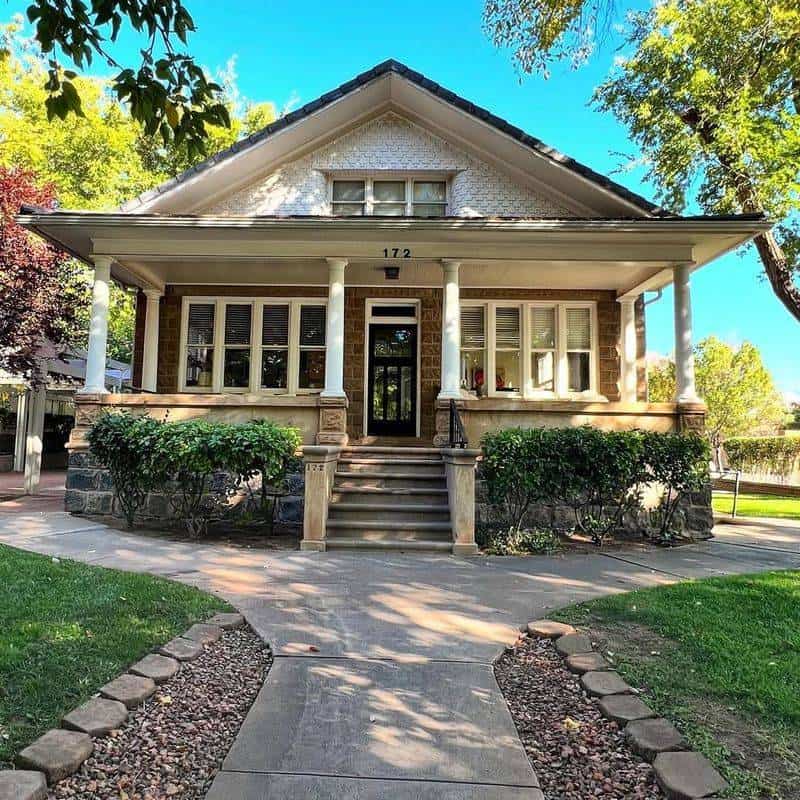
[725,436,800,478]
[481,426,709,545]
[87,412,301,535]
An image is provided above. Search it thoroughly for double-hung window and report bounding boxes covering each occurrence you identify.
[181,298,327,394]
[331,180,365,215]
[460,301,597,398]
[372,180,406,216]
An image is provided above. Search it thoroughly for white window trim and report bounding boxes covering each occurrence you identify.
[460,300,601,400]
[179,296,327,395]
[329,175,449,216]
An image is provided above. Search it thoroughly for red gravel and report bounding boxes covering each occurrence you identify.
[495,635,664,799]
[50,625,271,800]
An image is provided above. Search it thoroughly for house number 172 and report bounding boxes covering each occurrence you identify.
[383,248,411,258]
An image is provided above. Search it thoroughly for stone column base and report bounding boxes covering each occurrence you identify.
[452,543,479,556]
[300,540,327,552]
[677,401,707,434]
[316,396,349,446]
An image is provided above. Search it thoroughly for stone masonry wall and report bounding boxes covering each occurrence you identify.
[202,112,576,218]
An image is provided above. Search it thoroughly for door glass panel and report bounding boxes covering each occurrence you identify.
[373,328,413,357]
[401,365,412,421]
[386,366,398,421]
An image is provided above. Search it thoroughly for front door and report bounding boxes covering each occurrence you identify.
[367,324,417,436]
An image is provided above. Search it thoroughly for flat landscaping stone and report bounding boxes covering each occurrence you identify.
[209,612,244,630]
[99,673,156,709]
[526,620,576,639]
[554,633,593,657]
[0,770,47,800]
[62,697,128,736]
[159,636,203,662]
[16,729,92,784]
[129,653,180,684]
[182,622,223,644]
[597,694,655,724]
[565,652,610,674]
[625,718,686,761]
[654,751,728,799]
[580,670,633,697]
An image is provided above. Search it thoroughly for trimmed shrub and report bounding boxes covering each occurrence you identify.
[481,426,710,545]
[87,414,301,535]
[725,436,800,479]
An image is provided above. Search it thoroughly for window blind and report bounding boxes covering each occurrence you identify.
[187,303,214,345]
[224,304,252,345]
[299,305,326,347]
[460,307,485,348]
[566,308,591,350]
[531,307,556,350]
[495,307,520,349]
[261,305,290,346]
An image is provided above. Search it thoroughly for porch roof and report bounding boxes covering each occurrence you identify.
[17,208,770,297]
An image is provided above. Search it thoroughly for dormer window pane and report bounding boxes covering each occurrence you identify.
[373,180,406,216]
[413,181,446,216]
[332,180,365,216]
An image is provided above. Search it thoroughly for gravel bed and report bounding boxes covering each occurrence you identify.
[50,625,271,800]
[495,635,664,799]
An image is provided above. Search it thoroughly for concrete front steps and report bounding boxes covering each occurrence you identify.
[326,447,453,552]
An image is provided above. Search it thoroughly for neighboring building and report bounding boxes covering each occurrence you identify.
[19,61,769,550]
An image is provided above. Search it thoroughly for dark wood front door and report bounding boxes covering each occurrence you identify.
[367,324,417,436]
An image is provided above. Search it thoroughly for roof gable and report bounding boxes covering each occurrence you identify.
[122,60,663,218]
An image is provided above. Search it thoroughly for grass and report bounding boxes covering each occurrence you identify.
[713,491,800,521]
[0,544,228,766]
[554,570,800,799]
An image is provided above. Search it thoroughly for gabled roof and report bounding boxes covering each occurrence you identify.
[120,59,665,217]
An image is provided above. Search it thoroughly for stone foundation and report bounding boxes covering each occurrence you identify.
[65,450,305,528]
[475,479,714,541]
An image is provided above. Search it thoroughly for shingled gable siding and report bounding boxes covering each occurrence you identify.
[201,112,574,218]
[137,284,644,406]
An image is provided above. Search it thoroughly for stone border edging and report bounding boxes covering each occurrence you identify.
[526,619,729,800]
[0,612,245,798]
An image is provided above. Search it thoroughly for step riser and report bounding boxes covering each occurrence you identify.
[334,477,447,491]
[326,530,453,543]
[343,446,441,456]
[330,492,449,506]
[329,509,450,524]
[337,462,444,477]
[326,540,453,552]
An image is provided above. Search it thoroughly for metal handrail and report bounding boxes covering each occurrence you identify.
[448,398,468,449]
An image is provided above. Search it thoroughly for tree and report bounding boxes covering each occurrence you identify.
[0,167,84,381]
[647,337,786,460]
[25,0,229,157]
[484,0,800,322]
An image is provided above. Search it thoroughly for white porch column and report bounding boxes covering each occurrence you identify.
[321,258,347,398]
[81,255,113,394]
[673,263,699,402]
[23,384,46,494]
[439,259,461,399]
[13,390,28,471]
[141,289,163,392]
[618,297,638,403]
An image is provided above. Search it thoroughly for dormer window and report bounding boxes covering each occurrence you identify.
[330,177,447,217]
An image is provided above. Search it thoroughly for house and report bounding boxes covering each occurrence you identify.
[18,60,769,552]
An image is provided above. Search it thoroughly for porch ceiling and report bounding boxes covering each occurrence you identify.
[17,212,771,296]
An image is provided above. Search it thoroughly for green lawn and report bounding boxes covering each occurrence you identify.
[555,571,800,799]
[0,544,228,766]
[713,491,800,521]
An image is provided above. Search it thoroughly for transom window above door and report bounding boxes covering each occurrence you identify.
[330,177,447,217]
[459,301,598,398]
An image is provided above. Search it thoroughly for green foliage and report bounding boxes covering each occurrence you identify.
[25,0,230,159]
[87,414,300,535]
[86,411,170,527]
[725,436,800,478]
[0,543,227,766]
[481,426,709,545]
[477,523,561,555]
[647,337,786,453]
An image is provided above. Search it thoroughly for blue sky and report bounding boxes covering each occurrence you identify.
[9,0,799,395]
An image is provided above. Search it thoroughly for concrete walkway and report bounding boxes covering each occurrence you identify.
[1,509,799,798]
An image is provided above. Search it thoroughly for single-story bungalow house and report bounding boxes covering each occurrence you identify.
[18,60,769,552]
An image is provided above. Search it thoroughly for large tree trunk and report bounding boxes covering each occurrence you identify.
[751,228,800,323]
